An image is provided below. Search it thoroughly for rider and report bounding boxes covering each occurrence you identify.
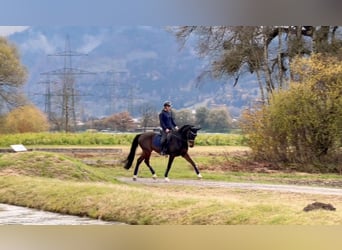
[159,101,178,155]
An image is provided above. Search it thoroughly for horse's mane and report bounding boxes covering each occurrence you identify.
[178,124,193,134]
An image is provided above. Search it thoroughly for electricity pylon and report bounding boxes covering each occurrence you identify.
[41,35,95,132]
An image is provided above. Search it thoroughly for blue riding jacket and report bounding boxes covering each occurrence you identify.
[159,109,177,131]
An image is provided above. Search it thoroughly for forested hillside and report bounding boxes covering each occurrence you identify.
[8,26,260,119]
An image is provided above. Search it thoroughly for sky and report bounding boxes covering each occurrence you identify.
[0,0,339,26]
[0,0,238,25]
[0,26,29,37]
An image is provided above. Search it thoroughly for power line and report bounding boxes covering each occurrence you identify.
[40,35,95,132]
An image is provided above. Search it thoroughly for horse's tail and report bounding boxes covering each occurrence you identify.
[124,134,141,169]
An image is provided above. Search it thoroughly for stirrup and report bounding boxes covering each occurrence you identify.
[160,148,167,155]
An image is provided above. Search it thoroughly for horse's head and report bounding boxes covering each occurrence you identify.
[185,125,201,147]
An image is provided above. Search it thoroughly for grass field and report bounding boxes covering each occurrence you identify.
[1,146,342,225]
[0,132,248,147]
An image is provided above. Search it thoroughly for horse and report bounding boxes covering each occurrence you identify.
[124,124,202,182]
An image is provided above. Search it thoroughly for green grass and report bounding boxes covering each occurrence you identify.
[0,151,119,182]
[0,132,247,147]
[1,150,342,225]
[1,174,342,225]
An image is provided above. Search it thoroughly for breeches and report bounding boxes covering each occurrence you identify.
[160,131,170,145]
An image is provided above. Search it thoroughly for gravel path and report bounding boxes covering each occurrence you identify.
[118,177,342,196]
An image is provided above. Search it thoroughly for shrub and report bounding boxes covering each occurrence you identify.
[241,54,342,171]
[1,105,49,133]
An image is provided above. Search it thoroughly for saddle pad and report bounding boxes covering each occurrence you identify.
[152,134,162,148]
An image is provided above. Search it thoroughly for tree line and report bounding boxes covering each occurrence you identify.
[172,26,342,170]
[0,101,234,134]
[81,106,233,133]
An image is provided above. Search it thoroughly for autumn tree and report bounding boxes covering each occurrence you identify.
[105,112,135,132]
[0,37,27,112]
[2,105,50,133]
[241,54,342,171]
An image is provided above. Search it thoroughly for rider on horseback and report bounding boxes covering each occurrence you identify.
[159,101,178,155]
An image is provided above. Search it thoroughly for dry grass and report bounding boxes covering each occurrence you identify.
[1,148,342,225]
[1,174,342,225]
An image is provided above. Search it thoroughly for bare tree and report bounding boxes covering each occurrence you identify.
[171,26,342,103]
[139,103,158,131]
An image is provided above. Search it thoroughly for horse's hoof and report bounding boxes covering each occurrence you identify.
[164,177,170,182]
[133,175,138,181]
[152,174,158,180]
[197,174,203,180]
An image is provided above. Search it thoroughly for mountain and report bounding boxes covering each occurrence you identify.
[8,26,260,119]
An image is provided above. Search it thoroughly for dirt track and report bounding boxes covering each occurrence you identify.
[117,177,342,196]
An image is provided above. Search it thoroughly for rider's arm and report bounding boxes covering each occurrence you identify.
[159,112,168,131]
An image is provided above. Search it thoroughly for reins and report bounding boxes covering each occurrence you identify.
[170,129,196,143]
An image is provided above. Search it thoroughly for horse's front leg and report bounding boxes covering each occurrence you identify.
[182,153,202,179]
[164,155,175,182]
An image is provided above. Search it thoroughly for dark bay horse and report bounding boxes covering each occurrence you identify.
[124,125,202,181]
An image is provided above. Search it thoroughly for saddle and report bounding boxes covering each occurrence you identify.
[152,133,163,148]
[153,131,171,152]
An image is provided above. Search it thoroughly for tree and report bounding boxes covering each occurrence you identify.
[241,54,342,170]
[139,103,159,131]
[195,106,210,130]
[173,109,196,127]
[172,26,342,103]
[206,108,232,132]
[2,105,50,133]
[0,37,27,112]
[105,112,135,132]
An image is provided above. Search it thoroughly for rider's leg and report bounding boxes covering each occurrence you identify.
[160,131,167,155]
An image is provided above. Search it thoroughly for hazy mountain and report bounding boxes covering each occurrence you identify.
[8,26,260,119]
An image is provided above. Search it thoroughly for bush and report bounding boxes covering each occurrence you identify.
[1,105,49,133]
[241,54,342,171]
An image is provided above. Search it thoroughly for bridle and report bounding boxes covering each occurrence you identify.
[170,128,197,144]
[187,130,197,144]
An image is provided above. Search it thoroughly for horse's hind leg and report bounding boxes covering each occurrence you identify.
[133,155,144,181]
[144,153,157,179]
[164,155,175,182]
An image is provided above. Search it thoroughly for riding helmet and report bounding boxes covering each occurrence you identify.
[163,101,172,107]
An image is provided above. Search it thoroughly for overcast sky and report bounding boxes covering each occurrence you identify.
[0,1,339,29]
[0,26,29,37]
[2,0,337,26]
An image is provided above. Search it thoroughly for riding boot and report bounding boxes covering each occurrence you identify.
[160,131,168,155]
[160,142,167,155]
